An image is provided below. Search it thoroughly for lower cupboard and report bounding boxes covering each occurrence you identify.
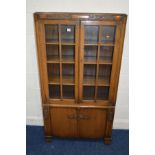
[43,106,115,144]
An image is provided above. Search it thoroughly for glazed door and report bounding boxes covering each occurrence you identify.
[39,20,79,103]
[79,21,121,104]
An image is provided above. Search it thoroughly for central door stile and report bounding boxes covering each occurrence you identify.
[58,24,63,100]
[78,21,84,103]
[75,21,80,104]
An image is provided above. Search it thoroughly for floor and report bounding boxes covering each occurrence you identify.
[26,126,129,155]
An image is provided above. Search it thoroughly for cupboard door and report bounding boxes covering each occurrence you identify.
[79,21,120,103]
[40,20,79,102]
[78,109,107,138]
[50,108,77,137]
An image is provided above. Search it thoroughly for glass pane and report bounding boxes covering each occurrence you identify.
[61,25,75,43]
[98,65,111,85]
[97,86,109,100]
[45,25,58,43]
[63,85,74,99]
[85,26,99,44]
[100,46,114,63]
[84,46,97,63]
[101,26,116,43]
[83,86,95,100]
[47,64,60,84]
[62,45,74,63]
[83,64,96,85]
[49,85,60,98]
[62,64,74,84]
[46,45,59,61]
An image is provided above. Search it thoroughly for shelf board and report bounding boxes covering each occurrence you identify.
[100,43,115,46]
[84,43,98,46]
[98,78,110,86]
[62,56,75,63]
[61,42,75,45]
[46,39,75,45]
[48,76,60,84]
[46,42,59,45]
[48,75,75,85]
[47,55,75,64]
[46,42,75,45]
[61,39,75,45]
[99,57,113,64]
[83,76,110,86]
[62,75,75,85]
[46,39,59,45]
[84,41,115,46]
[84,56,97,64]
[47,56,59,63]
[83,77,96,86]
[84,56,112,65]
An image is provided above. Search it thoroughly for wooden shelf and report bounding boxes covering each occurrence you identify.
[84,43,98,46]
[98,78,110,86]
[47,55,75,64]
[84,56,97,64]
[46,39,59,45]
[83,76,95,86]
[62,56,74,63]
[46,39,75,45]
[46,42,59,45]
[61,40,75,45]
[48,75,74,85]
[99,57,113,64]
[62,75,75,85]
[47,55,59,63]
[83,76,110,86]
[46,42,75,46]
[84,42,115,46]
[48,76,60,84]
[84,40,98,44]
[100,43,115,46]
[84,56,112,64]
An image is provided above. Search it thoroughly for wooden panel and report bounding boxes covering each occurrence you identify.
[81,20,116,26]
[104,108,115,144]
[78,109,107,138]
[34,12,127,22]
[50,108,77,137]
[42,106,52,138]
[108,17,127,104]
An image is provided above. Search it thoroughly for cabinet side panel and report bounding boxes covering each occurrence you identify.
[43,106,52,137]
[104,108,115,143]
[34,14,46,103]
[109,17,127,104]
[34,15,52,137]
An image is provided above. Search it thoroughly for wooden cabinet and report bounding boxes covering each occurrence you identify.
[34,12,127,144]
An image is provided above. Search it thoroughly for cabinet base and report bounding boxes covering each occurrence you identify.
[104,138,112,144]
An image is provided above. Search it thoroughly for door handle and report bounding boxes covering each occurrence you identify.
[67,114,76,119]
[77,114,91,120]
[67,114,91,120]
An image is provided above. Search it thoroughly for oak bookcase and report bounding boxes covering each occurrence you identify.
[34,12,127,144]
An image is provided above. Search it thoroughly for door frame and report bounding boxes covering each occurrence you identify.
[79,20,126,105]
[36,19,80,104]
